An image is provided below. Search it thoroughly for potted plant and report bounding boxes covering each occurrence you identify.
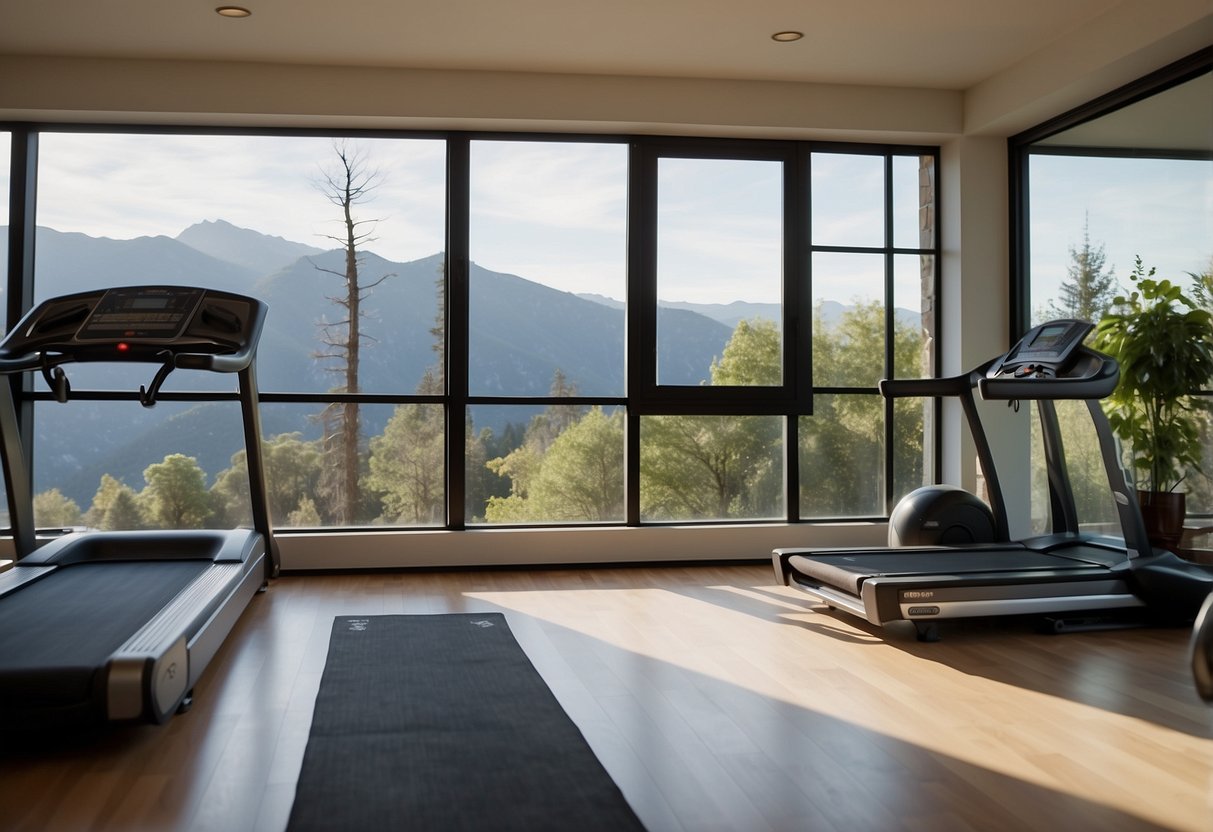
[1092,257,1213,551]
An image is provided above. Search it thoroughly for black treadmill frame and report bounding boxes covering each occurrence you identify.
[0,286,279,725]
[775,325,1163,637]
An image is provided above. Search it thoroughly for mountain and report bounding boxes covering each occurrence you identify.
[576,293,922,331]
[28,226,259,299]
[177,219,325,277]
[661,299,782,328]
[18,223,734,504]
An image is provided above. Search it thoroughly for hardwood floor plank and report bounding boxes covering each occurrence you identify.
[1,565,1210,831]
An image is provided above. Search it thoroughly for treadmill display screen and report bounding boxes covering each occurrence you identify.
[1027,323,1069,351]
[76,287,204,341]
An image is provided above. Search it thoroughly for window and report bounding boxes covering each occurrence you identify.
[802,151,937,518]
[1013,58,1212,519]
[7,128,938,540]
[32,132,446,528]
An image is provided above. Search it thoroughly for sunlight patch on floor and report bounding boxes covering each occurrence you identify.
[466,583,1213,832]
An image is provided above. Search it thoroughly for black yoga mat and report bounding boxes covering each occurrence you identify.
[286,613,646,831]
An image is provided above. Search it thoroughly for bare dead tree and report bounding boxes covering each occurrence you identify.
[311,140,394,524]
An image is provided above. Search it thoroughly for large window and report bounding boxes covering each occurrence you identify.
[804,150,937,518]
[1013,57,1213,519]
[32,132,446,528]
[4,128,938,536]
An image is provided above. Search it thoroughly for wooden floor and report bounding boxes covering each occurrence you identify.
[2,563,1211,831]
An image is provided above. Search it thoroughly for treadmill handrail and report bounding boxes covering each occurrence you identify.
[979,349,1119,401]
[878,364,990,399]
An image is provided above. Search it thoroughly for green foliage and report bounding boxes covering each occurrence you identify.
[1093,258,1213,492]
[641,413,781,520]
[141,453,212,529]
[801,301,928,515]
[1045,219,1120,323]
[642,318,784,520]
[33,488,83,528]
[710,319,781,386]
[83,474,146,530]
[286,495,322,527]
[211,432,324,526]
[367,405,445,525]
[486,407,624,523]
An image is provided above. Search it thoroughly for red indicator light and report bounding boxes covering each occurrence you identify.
[117,342,130,352]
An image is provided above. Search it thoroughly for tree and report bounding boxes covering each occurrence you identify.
[481,371,587,521]
[1044,217,1119,323]
[83,474,143,529]
[103,488,146,531]
[33,488,82,528]
[211,432,324,526]
[141,454,211,529]
[800,301,926,516]
[286,495,323,527]
[312,140,394,525]
[367,396,446,525]
[710,318,781,386]
[639,318,783,521]
[485,406,624,522]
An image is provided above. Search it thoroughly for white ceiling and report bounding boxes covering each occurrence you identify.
[0,0,1127,90]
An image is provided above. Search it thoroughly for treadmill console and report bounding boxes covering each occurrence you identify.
[75,286,205,342]
[2,285,265,364]
[987,319,1092,380]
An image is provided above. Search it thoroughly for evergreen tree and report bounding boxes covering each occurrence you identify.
[1045,217,1119,323]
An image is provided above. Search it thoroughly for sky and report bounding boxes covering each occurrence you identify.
[3,130,1209,315]
[1028,153,1213,322]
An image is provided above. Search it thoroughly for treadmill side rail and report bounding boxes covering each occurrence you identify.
[106,554,260,722]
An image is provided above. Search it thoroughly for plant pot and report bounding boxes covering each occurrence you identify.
[1138,490,1186,553]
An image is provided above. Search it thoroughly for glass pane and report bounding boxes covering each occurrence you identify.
[893,155,935,249]
[1060,400,1121,536]
[1027,154,1212,327]
[640,415,783,521]
[254,402,427,528]
[892,397,929,508]
[812,252,885,388]
[656,157,783,386]
[1187,405,1213,517]
[33,400,245,531]
[811,152,884,248]
[34,132,446,394]
[800,396,884,518]
[893,254,934,379]
[470,404,624,525]
[469,141,627,397]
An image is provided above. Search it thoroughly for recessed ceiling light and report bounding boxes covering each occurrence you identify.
[771,31,803,42]
[215,6,252,17]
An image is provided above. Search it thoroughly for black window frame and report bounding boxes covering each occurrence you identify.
[2,123,940,534]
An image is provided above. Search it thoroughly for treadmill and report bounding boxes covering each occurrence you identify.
[774,319,1213,641]
[0,285,279,728]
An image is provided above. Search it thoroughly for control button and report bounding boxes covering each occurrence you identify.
[908,606,940,617]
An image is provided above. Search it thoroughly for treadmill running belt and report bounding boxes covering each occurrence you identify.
[0,561,208,714]
[788,548,1102,596]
